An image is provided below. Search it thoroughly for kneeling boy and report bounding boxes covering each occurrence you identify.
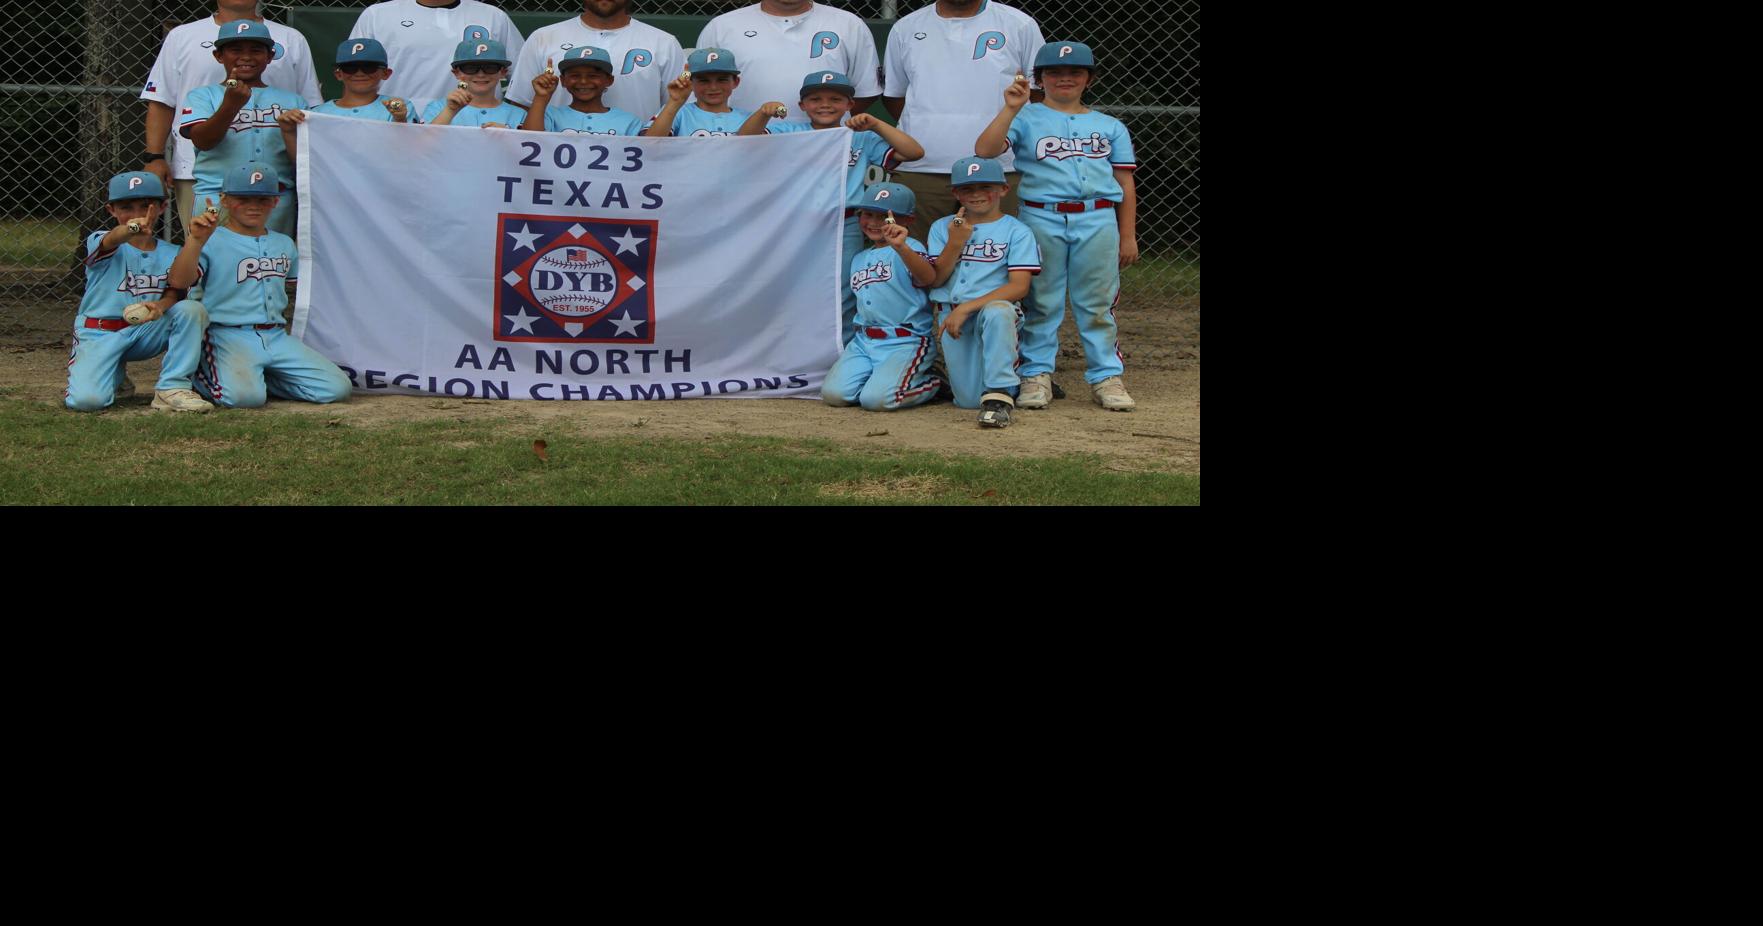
[66,171,211,413]
[168,165,351,408]
[928,157,1041,428]
[822,182,942,411]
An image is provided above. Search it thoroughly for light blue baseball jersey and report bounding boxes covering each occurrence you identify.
[663,103,752,137]
[79,232,182,319]
[420,99,528,127]
[849,238,933,334]
[543,106,645,135]
[195,227,297,326]
[927,214,1041,305]
[1005,103,1137,202]
[769,124,902,208]
[311,95,415,122]
[179,84,305,198]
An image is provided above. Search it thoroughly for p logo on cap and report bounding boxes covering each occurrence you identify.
[128,177,143,190]
[1060,45,1074,57]
[476,43,488,56]
[875,189,890,200]
[236,22,251,34]
[352,42,365,54]
[967,163,982,176]
[706,52,719,64]
[250,170,264,185]
[822,73,836,83]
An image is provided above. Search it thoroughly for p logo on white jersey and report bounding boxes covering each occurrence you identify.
[1060,45,1074,57]
[128,176,143,190]
[966,163,982,176]
[250,170,264,185]
[352,43,365,55]
[476,44,489,57]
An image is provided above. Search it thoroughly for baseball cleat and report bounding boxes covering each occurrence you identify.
[1091,376,1136,411]
[151,388,214,413]
[1017,373,1052,409]
[978,393,1014,428]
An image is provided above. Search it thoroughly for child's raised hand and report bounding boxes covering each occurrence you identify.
[532,66,559,98]
[948,206,973,243]
[1005,73,1031,108]
[445,87,471,110]
[666,72,692,103]
[845,113,876,131]
[223,70,251,103]
[189,198,220,242]
[882,221,908,248]
[758,101,786,119]
[382,97,408,122]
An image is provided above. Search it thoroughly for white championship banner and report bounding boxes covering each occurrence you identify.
[292,114,848,401]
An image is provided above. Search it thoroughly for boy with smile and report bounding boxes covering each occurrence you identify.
[521,46,645,135]
[276,38,413,157]
[424,40,528,128]
[179,21,306,236]
[643,47,750,137]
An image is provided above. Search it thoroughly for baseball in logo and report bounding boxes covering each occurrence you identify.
[972,31,1005,60]
[465,26,487,40]
[495,214,657,343]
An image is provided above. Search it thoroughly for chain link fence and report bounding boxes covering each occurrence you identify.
[2,1,1197,348]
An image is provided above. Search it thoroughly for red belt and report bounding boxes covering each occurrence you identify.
[1023,199,1116,213]
[82,317,131,331]
[864,327,915,339]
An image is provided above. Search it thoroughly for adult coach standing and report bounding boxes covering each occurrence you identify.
[349,0,526,114]
[883,0,1043,241]
[140,0,320,235]
[506,0,685,126]
[696,1,881,123]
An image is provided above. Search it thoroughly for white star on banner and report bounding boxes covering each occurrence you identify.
[504,308,539,334]
[507,223,542,252]
[608,311,645,337]
[610,228,646,255]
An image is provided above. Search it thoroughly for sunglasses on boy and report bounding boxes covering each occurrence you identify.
[457,63,504,75]
[337,62,383,75]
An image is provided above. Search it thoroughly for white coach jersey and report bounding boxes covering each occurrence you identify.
[505,16,685,125]
[696,3,881,123]
[141,17,322,181]
[350,0,525,110]
[883,0,1043,174]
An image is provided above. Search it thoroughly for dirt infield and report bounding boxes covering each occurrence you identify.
[2,294,1199,474]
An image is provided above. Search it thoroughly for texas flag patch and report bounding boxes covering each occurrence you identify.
[145,81,157,92]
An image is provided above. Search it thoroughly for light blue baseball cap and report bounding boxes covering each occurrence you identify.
[452,39,511,66]
[558,46,614,73]
[1034,41,1096,70]
[853,182,915,218]
[107,171,164,202]
[687,47,739,75]
[336,38,388,66]
[223,164,281,196]
[215,20,275,48]
[951,156,1006,187]
[800,70,854,97]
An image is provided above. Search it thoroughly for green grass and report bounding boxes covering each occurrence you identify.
[1121,249,1200,300]
[0,400,1198,506]
[0,218,81,270]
